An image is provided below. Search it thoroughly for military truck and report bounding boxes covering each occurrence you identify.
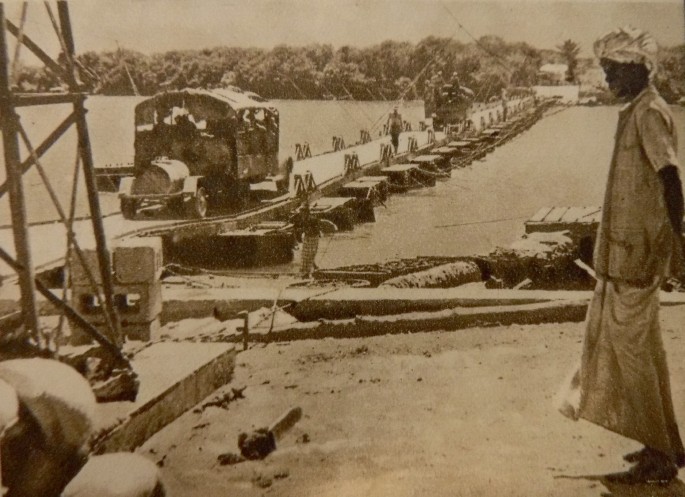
[118,87,288,219]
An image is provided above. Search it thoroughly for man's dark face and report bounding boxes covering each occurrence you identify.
[600,58,650,99]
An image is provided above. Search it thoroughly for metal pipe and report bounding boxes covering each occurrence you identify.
[0,4,40,340]
[57,0,122,346]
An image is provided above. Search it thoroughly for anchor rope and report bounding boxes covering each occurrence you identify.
[434,214,530,229]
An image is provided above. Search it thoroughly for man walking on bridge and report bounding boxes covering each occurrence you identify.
[387,107,403,154]
[560,26,685,484]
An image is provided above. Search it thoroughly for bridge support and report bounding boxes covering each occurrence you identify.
[0,1,122,351]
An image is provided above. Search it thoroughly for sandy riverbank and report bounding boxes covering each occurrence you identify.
[140,302,685,497]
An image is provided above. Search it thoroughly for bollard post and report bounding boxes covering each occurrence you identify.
[238,310,249,351]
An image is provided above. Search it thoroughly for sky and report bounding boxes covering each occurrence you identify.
[4,0,684,60]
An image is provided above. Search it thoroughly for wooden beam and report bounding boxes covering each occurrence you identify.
[11,92,84,107]
[58,0,122,346]
[4,18,72,84]
[0,112,77,198]
[0,5,40,338]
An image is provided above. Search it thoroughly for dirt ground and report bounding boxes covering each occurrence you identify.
[141,304,685,497]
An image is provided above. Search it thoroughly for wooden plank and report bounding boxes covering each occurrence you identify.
[411,155,442,161]
[12,92,83,107]
[577,206,602,222]
[357,176,388,183]
[559,206,589,223]
[527,206,554,223]
[312,196,355,210]
[544,206,569,223]
[382,164,416,172]
[343,180,382,188]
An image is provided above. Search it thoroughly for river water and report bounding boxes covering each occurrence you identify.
[313,104,685,268]
[0,97,683,269]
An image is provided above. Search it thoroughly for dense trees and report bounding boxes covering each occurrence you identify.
[557,39,581,83]
[12,37,685,103]
[654,44,685,103]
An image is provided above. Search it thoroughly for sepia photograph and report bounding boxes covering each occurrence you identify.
[0,0,684,495]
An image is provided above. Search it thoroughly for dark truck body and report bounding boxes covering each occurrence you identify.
[118,87,283,219]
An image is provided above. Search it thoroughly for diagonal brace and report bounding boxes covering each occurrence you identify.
[14,117,119,339]
[0,111,77,198]
[0,245,129,366]
[4,18,72,84]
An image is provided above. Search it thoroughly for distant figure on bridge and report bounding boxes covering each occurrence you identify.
[430,71,444,91]
[447,72,474,102]
[174,114,196,135]
[297,200,320,278]
[501,88,509,121]
[430,71,444,108]
[386,107,403,154]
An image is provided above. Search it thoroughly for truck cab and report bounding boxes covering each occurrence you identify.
[119,87,283,219]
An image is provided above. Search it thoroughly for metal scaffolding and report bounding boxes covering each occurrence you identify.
[0,1,124,358]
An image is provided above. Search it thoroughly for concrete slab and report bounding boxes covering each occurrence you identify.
[162,286,685,317]
[244,299,590,343]
[90,341,235,453]
[4,284,685,327]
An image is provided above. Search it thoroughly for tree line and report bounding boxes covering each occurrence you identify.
[13,36,685,103]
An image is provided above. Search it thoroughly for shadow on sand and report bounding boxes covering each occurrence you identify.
[556,473,685,497]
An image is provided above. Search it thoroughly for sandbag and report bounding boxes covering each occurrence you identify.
[63,453,165,497]
[0,359,96,497]
[0,358,95,451]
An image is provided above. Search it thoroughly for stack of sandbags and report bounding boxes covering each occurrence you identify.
[484,231,581,289]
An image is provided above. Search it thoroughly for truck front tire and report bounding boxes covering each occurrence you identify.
[120,198,138,220]
[186,186,208,219]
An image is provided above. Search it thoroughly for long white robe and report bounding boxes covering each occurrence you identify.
[577,278,684,462]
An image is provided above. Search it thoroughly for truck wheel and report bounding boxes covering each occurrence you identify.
[168,197,184,213]
[186,186,208,219]
[120,198,138,220]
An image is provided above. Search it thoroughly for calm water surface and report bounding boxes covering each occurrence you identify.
[1,98,683,268]
[315,105,685,268]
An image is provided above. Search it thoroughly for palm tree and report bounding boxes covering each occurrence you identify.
[557,40,581,83]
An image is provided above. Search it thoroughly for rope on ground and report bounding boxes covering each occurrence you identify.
[434,215,530,229]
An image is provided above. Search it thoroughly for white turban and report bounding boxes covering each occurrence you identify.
[593,26,658,75]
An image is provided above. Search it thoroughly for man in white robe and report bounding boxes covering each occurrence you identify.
[564,26,685,484]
